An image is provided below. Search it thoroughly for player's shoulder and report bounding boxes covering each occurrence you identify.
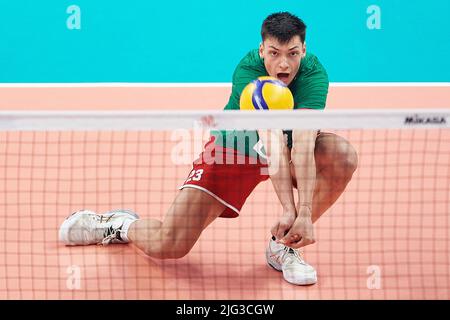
[232,49,266,82]
[238,48,262,65]
[299,52,327,75]
[290,52,329,110]
[291,52,329,89]
[234,49,265,72]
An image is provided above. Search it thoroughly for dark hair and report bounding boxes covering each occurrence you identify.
[261,12,306,44]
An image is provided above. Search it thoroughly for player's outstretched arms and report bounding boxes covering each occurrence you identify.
[280,130,317,248]
[258,129,296,240]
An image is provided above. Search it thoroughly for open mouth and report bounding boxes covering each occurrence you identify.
[276,73,290,83]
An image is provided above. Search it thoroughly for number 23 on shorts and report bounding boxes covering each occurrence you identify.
[185,169,204,183]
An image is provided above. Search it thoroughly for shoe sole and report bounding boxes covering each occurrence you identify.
[284,271,317,286]
[58,209,140,246]
[266,249,317,286]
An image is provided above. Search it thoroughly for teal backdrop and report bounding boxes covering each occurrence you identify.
[1,0,449,82]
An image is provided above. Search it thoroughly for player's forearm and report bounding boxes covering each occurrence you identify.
[259,129,296,212]
[270,143,296,212]
[291,130,317,214]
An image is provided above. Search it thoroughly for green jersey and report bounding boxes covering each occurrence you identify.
[212,49,329,158]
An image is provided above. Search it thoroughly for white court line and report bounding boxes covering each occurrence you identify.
[0,83,449,88]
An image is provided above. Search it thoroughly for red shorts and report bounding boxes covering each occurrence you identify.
[179,136,269,218]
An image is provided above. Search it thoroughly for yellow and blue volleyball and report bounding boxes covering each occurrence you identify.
[239,76,294,110]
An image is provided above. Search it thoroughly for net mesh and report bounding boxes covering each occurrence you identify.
[0,110,449,300]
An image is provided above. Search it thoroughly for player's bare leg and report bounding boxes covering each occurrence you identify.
[127,188,225,259]
[294,132,358,223]
[59,188,225,260]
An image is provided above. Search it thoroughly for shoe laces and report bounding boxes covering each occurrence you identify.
[90,214,120,246]
[282,247,306,265]
[101,228,119,245]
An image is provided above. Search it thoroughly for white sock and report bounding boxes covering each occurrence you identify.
[120,219,137,242]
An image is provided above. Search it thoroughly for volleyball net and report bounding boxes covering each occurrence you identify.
[0,109,449,300]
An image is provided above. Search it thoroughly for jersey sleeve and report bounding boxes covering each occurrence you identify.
[292,54,329,110]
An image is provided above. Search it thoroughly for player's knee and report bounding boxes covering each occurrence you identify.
[336,141,358,178]
[146,240,192,260]
[158,229,196,259]
[170,243,193,259]
[160,240,194,259]
[318,137,358,182]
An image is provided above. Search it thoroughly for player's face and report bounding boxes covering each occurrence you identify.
[259,35,306,86]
